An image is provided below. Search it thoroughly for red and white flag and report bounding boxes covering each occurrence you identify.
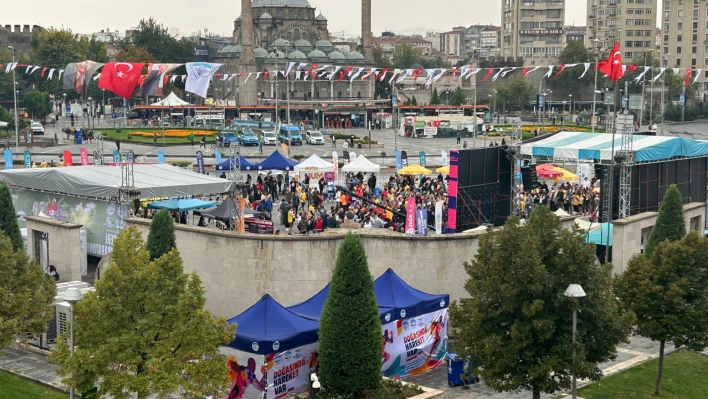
[98,62,145,98]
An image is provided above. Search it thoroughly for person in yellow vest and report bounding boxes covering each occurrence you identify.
[287,206,295,235]
[40,160,48,168]
[31,162,37,168]
[57,160,64,167]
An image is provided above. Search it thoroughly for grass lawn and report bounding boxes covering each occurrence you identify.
[577,350,708,399]
[0,372,67,399]
[95,129,218,145]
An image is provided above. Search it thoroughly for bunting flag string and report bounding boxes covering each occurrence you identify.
[694,69,702,84]
[684,68,692,86]
[480,68,494,82]
[578,63,591,79]
[633,67,651,83]
[651,67,666,83]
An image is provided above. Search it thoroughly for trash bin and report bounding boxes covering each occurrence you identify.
[447,353,465,387]
[75,129,83,145]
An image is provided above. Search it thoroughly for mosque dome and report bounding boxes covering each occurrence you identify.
[346,50,365,60]
[288,50,308,60]
[267,50,285,58]
[307,49,327,59]
[328,50,345,60]
[252,0,312,7]
[219,45,233,54]
[228,45,242,54]
[273,38,290,50]
[315,39,332,49]
[410,63,424,70]
[294,39,313,52]
[254,47,269,58]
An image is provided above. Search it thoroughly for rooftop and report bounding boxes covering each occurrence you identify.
[252,0,312,7]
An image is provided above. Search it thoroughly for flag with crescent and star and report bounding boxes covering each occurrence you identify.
[597,42,624,82]
[98,62,145,98]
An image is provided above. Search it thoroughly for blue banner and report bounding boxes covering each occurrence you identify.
[23,150,31,169]
[112,150,121,162]
[157,150,165,164]
[419,151,426,167]
[395,150,402,171]
[416,209,428,236]
[3,149,13,169]
[214,150,222,165]
[196,151,205,174]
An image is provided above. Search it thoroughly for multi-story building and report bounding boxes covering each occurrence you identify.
[501,0,565,64]
[441,29,464,57]
[586,0,656,63]
[424,31,441,51]
[566,25,586,44]
[372,36,433,59]
[481,26,502,57]
[463,25,485,56]
[661,0,708,90]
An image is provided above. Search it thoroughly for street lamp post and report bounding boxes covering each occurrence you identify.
[564,284,586,399]
[63,287,84,399]
[569,94,573,114]
[8,46,18,148]
[592,38,600,133]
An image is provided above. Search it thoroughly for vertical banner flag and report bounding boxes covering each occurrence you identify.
[23,150,31,169]
[447,150,459,232]
[185,62,223,98]
[63,150,74,166]
[349,151,356,162]
[98,62,145,98]
[196,151,205,174]
[441,150,449,167]
[237,197,246,233]
[419,151,426,167]
[112,150,121,162]
[63,61,103,96]
[395,150,402,171]
[214,150,222,165]
[435,200,443,234]
[157,150,165,164]
[141,63,180,97]
[343,150,350,165]
[79,148,89,165]
[3,149,12,169]
[332,151,339,184]
[416,208,428,236]
[401,151,409,168]
[405,197,417,234]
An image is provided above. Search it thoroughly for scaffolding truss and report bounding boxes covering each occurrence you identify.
[618,125,634,219]
[119,151,140,206]
[93,131,104,165]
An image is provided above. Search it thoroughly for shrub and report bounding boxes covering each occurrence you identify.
[146,209,176,261]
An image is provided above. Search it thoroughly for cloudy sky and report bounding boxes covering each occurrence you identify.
[4,0,650,38]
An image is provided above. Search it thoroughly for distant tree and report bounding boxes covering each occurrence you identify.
[319,233,382,395]
[22,91,51,119]
[373,47,392,99]
[479,56,523,69]
[116,46,158,63]
[146,209,176,260]
[392,43,421,69]
[449,87,467,106]
[121,18,195,63]
[0,183,23,252]
[430,87,441,105]
[496,76,534,111]
[421,56,444,69]
[616,232,708,395]
[411,95,418,106]
[451,206,633,399]
[550,40,595,94]
[50,227,234,399]
[645,185,685,258]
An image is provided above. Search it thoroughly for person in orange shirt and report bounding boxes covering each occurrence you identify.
[340,192,348,212]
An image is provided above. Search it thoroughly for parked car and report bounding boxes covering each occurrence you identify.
[239,129,260,146]
[305,130,324,145]
[219,131,239,147]
[30,122,44,135]
[279,125,302,145]
[262,130,277,145]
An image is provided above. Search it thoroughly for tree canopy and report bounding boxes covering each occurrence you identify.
[550,40,595,94]
[451,206,633,399]
[496,75,534,111]
[392,43,421,69]
[449,86,467,106]
[146,209,177,260]
[430,88,441,105]
[120,18,194,63]
[23,91,52,118]
[644,185,685,258]
[0,183,24,252]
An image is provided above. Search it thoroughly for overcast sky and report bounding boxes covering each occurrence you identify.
[5,0,656,39]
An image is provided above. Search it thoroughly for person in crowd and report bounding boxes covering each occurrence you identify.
[46,265,59,281]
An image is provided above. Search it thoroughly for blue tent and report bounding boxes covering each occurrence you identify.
[374,268,449,320]
[288,283,394,324]
[587,223,613,246]
[216,155,255,171]
[226,294,320,355]
[256,151,297,171]
[147,198,216,212]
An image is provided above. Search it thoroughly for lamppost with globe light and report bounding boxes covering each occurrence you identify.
[564,284,586,399]
[63,287,84,399]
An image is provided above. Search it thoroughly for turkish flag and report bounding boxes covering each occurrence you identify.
[598,42,623,81]
[98,62,145,98]
[684,68,692,86]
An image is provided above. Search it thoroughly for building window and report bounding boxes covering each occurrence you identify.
[677,58,681,65]
[704,58,708,66]
[693,34,698,41]
[677,34,683,42]
[678,10,684,17]
[678,22,683,30]
[678,46,682,53]
[690,216,701,232]
[693,46,698,53]
[692,59,697,66]
[694,22,699,30]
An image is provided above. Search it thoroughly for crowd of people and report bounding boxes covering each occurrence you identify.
[514,177,601,221]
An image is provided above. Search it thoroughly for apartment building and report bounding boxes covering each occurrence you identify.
[586,0,656,63]
[502,0,565,64]
[661,0,708,89]
[441,29,464,56]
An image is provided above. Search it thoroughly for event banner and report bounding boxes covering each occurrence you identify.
[395,150,402,170]
[4,149,12,169]
[381,308,449,378]
[141,63,180,97]
[441,150,449,167]
[157,151,165,164]
[447,150,459,231]
[63,150,74,166]
[416,209,428,236]
[79,148,89,165]
[196,151,205,174]
[112,150,120,162]
[401,151,408,168]
[349,151,356,162]
[185,62,223,98]
[266,342,319,399]
[220,348,267,399]
[435,200,443,234]
[405,197,416,234]
[23,150,31,168]
[419,152,426,167]
[331,151,338,184]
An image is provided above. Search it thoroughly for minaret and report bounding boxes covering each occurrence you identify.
[362,0,373,62]
[239,0,257,105]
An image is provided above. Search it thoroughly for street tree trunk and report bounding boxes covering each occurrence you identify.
[532,387,541,399]
[654,340,665,395]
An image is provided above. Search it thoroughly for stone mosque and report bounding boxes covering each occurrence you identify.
[213,0,375,107]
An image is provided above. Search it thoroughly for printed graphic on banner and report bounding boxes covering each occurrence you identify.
[405,197,416,234]
[141,63,180,97]
[79,148,89,165]
[416,209,428,236]
[419,152,426,167]
[63,61,102,96]
[23,150,31,169]
[265,343,319,399]
[157,151,165,164]
[435,200,443,234]
[401,151,409,168]
[3,149,12,170]
[215,150,222,165]
[219,348,266,399]
[63,150,74,166]
[332,151,339,184]
[196,151,205,174]
[349,151,356,162]
[112,150,121,162]
[381,309,449,378]
[185,62,223,98]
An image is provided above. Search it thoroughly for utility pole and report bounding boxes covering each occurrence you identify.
[592,38,599,133]
[9,46,18,148]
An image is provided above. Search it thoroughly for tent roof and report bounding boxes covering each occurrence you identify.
[194,198,265,221]
[287,283,394,323]
[587,223,613,246]
[397,164,432,176]
[216,155,255,171]
[150,92,189,107]
[520,131,708,163]
[256,150,298,171]
[0,164,233,199]
[147,198,216,212]
[374,268,449,319]
[294,154,333,172]
[226,294,320,354]
[341,155,381,173]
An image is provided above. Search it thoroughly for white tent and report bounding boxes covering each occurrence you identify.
[294,154,334,172]
[341,155,381,173]
[0,121,8,128]
[150,92,189,107]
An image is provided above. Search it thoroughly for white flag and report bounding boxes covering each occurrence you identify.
[465,68,481,79]
[424,68,436,86]
[441,150,449,167]
[694,69,703,84]
[435,200,443,235]
[578,63,591,79]
[29,66,40,75]
[362,67,378,80]
[47,68,56,80]
[501,67,517,78]
[92,73,101,81]
[330,66,342,80]
[651,68,666,83]
[25,65,33,74]
[228,74,237,81]
[349,67,365,82]
[244,72,254,83]
[184,62,222,98]
[396,69,412,83]
[526,66,542,76]
[285,62,297,76]
[432,68,447,82]
[388,69,402,83]
[543,66,554,79]
[295,71,302,80]
[633,66,651,82]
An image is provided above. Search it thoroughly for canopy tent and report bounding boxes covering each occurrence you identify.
[575,218,602,233]
[374,268,449,319]
[255,151,298,171]
[0,164,233,199]
[536,163,578,181]
[194,198,265,221]
[0,121,8,128]
[397,164,432,176]
[435,165,449,175]
[287,283,394,324]
[294,154,333,172]
[216,155,255,171]
[519,131,708,163]
[341,155,381,173]
[147,198,216,212]
[150,92,189,107]
[587,223,613,246]
[225,294,320,355]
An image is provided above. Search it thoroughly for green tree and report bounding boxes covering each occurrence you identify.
[430,87,441,105]
[392,43,421,69]
[451,206,633,399]
[373,47,393,99]
[496,75,534,111]
[146,209,176,261]
[0,183,24,252]
[121,18,195,63]
[50,227,234,399]
[644,185,685,258]
[319,233,381,395]
[411,95,418,106]
[116,46,158,63]
[449,86,466,106]
[551,40,595,94]
[616,232,708,395]
[0,232,57,350]
[22,91,51,119]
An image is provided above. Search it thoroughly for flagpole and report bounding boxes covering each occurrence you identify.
[592,39,599,133]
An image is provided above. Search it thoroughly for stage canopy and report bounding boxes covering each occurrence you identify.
[294,154,333,172]
[374,268,449,319]
[216,155,255,171]
[256,151,298,171]
[287,283,394,324]
[0,164,234,199]
[398,164,432,176]
[151,92,189,107]
[587,223,613,246]
[147,198,216,212]
[519,131,708,163]
[341,155,381,173]
[225,294,320,355]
